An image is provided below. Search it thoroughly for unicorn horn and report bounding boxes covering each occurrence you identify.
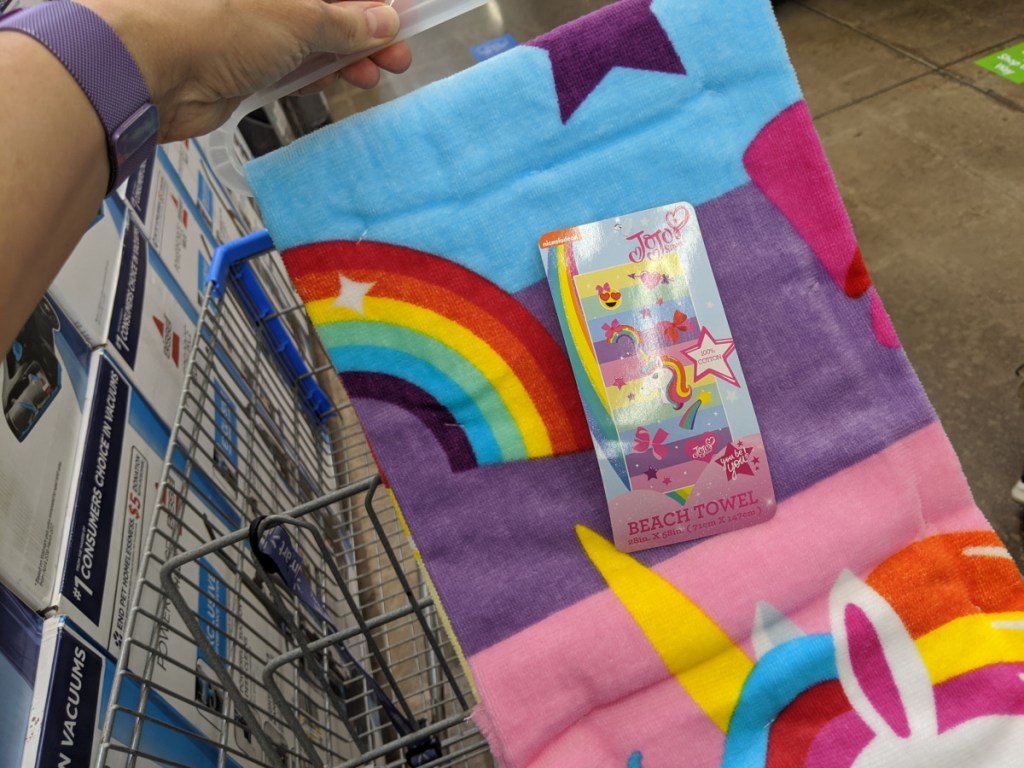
[577,525,753,731]
[752,601,806,660]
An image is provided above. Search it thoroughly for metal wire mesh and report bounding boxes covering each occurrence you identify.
[96,242,492,768]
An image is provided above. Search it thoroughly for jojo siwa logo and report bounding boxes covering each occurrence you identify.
[685,433,717,462]
[626,206,691,263]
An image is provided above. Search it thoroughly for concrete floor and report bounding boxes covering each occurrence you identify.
[326,0,1024,567]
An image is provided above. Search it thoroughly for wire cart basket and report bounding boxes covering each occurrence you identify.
[96,231,493,768]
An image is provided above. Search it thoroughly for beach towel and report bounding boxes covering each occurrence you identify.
[246,1,1024,764]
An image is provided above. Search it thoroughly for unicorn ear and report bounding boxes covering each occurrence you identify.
[752,601,805,660]
[829,570,938,741]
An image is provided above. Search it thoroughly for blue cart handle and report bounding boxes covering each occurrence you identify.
[207,231,334,420]
[207,229,276,298]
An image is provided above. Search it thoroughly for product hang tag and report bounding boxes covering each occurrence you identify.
[540,202,776,553]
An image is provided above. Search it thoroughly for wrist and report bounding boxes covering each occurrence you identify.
[0,0,160,191]
[76,0,248,141]
[74,0,180,115]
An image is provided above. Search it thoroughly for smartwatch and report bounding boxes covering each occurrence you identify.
[0,0,159,192]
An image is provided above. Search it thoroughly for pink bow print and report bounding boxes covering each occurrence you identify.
[657,310,692,344]
[633,426,669,460]
[602,318,624,341]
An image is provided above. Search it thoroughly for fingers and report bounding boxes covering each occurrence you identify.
[369,41,412,74]
[329,40,412,90]
[294,41,412,95]
[315,1,400,55]
[293,71,347,96]
[338,57,381,89]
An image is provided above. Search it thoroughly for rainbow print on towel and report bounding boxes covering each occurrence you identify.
[284,240,592,471]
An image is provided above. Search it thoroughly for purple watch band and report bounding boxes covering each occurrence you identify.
[0,0,158,192]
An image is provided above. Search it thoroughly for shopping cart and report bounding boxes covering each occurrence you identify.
[96,231,493,768]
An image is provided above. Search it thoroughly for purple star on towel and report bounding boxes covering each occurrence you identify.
[528,0,686,123]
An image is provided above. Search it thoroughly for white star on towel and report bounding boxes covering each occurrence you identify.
[333,273,375,315]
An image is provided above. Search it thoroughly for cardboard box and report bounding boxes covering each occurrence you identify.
[22,616,263,768]
[244,377,330,512]
[228,572,367,767]
[0,581,42,768]
[52,352,240,656]
[118,154,215,312]
[48,196,127,346]
[229,583,291,764]
[124,499,287,765]
[96,208,321,516]
[169,332,318,521]
[183,248,332,519]
[196,129,266,235]
[98,211,268,522]
[0,295,92,610]
[250,250,315,363]
[28,478,281,766]
[160,141,246,245]
[53,353,152,656]
[227,250,334,513]
[104,215,198,429]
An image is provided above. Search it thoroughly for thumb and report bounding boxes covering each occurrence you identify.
[316,1,400,54]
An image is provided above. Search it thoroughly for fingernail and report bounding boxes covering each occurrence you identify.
[365,5,398,39]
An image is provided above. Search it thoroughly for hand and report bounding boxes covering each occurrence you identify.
[81,0,412,141]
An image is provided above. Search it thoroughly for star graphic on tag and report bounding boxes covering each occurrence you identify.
[681,327,739,386]
[716,441,755,481]
[333,273,375,315]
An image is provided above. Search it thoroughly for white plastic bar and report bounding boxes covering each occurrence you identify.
[205,0,489,193]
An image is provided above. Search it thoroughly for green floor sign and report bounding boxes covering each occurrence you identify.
[976,42,1024,84]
